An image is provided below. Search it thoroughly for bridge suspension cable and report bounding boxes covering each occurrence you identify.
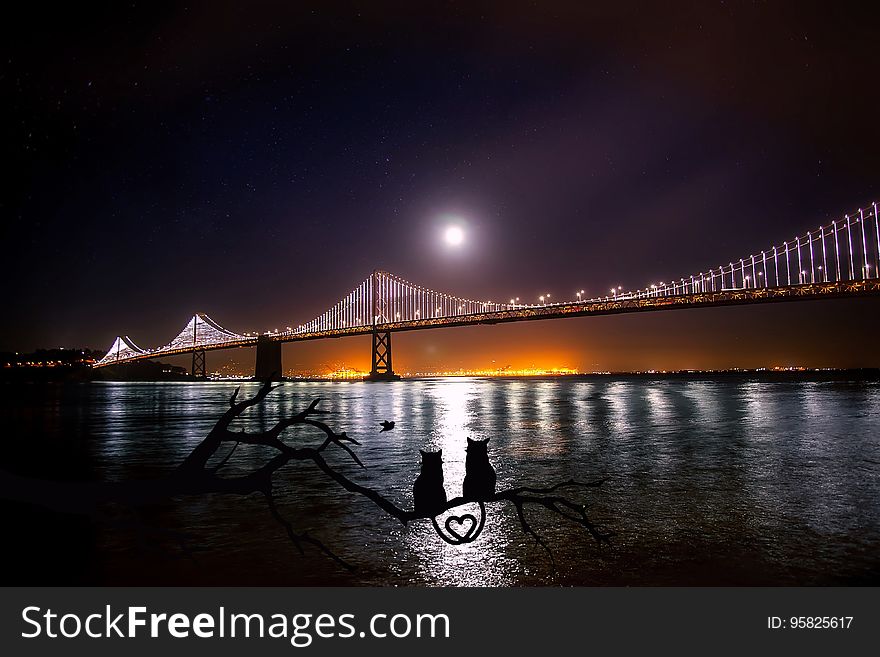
[278,270,521,337]
[94,336,147,366]
[616,201,880,301]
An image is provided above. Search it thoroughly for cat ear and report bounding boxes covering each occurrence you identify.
[437,448,442,456]
[484,438,490,444]
[466,437,475,445]
[419,449,427,456]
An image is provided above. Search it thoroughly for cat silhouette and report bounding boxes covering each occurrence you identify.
[462,437,496,500]
[413,449,447,515]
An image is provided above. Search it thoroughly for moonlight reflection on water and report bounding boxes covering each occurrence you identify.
[2,377,879,586]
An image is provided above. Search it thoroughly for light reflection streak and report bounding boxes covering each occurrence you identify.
[403,378,519,586]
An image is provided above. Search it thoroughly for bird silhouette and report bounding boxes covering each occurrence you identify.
[379,420,395,433]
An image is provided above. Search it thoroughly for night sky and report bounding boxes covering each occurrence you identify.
[4,2,880,372]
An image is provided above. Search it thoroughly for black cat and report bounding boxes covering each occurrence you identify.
[462,437,496,500]
[413,449,447,515]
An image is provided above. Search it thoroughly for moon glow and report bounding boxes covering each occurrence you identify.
[444,225,465,246]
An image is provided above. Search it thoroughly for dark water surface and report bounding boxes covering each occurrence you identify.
[2,377,879,586]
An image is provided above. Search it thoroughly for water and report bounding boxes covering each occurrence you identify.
[2,377,879,586]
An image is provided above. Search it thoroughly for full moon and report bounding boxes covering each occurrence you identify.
[444,225,464,246]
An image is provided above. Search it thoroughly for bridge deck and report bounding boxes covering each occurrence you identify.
[94,279,880,366]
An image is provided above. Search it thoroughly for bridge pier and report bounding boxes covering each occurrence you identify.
[364,330,400,381]
[191,349,206,378]
[254,335,283,380]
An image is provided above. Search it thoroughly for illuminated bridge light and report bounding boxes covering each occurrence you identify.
[95,335,147,366]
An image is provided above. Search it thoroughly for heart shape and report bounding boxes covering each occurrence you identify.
[445,514,478,542]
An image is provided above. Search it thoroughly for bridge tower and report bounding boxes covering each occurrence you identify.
[254,335,283,381]
[367,330,400,381]
[189,316,207,378]
[191,349,206,378]
[365,270,401,381]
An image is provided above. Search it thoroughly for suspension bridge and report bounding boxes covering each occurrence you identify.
[95,201,880,380]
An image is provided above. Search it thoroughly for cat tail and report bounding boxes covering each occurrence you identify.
[431,501,486,545]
